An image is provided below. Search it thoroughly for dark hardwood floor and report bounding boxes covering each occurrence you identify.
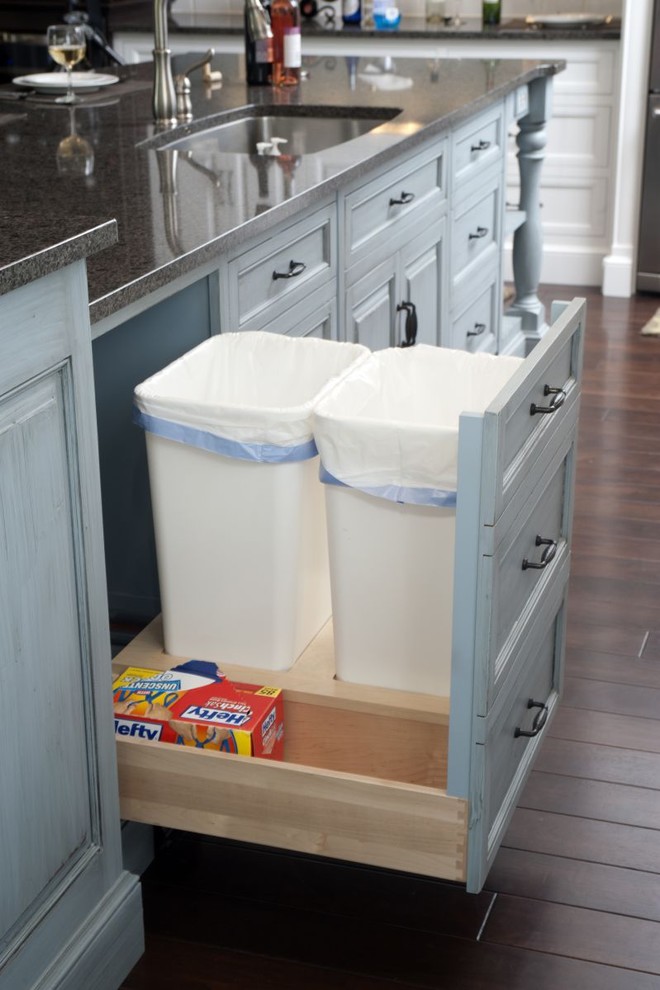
[120,287,660,989]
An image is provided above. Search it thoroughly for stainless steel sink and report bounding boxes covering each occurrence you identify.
[155,109,401,156]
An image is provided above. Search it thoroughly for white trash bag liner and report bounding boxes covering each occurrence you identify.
[314,345,525,506]
[134,331,370,463]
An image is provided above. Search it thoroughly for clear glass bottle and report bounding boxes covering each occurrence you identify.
[245,0,274,85]
[271,0,302,87]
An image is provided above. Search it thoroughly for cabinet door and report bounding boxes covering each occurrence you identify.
[448,297,586,892]
[345,254,397,350]
[0,265,142,990]
[399,216,446,348]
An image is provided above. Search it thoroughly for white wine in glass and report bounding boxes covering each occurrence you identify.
[47,24,86,104]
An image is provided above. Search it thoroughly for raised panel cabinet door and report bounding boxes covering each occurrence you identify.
[345,254,397,350]
[0,369,94,942]
[399,217,446,348]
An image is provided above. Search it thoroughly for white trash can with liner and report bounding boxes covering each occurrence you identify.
[313,345,524,696]
[134,331,369,671]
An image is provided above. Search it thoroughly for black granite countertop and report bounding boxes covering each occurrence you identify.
[0,53,561,326]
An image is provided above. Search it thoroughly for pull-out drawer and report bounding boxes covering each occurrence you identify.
[342,141,447,270]
[115,619,467,883]
[452,103,504,197]
[224,204,336,331]
[116,299,586,894]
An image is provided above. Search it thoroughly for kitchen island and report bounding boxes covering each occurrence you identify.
[0,54,562,629]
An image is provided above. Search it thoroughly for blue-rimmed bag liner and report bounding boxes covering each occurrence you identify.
[134,331,369,464]
[313,345,524,506]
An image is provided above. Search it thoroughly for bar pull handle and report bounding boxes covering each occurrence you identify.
[467,322,486,337]
[522,535,558,571]
[273,260,306,280]
[530,384,566,416]
[471,138,491,152]
[389,191,415,206]
[514,699,549,738]
[397,301,418,348]
[469,226,488,240]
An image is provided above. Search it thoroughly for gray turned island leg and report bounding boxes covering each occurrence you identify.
[509,75,553,353]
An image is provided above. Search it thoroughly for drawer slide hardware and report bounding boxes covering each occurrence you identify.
[273,260,306,280]
[397,301,418,348]
[468,322,487,337]
[514,698,549,738]
[530,385,566,416]
[522,535,557,571]
[471,139,491,152]
[469,226,489,240]
[389,191,415,206]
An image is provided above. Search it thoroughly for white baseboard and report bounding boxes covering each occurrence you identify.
[602,251,636,298]
[504,245,606,289]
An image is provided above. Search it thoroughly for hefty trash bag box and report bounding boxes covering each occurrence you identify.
[113,660,284,759]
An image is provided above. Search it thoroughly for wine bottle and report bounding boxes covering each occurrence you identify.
[271,0,302,87]
[342,0,362,26]
[245,0,274,86]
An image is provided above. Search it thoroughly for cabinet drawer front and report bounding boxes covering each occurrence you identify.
[453,105,504,193]
[485,596,563,840]
[480,297,585,522]
[451,180,500,286]
[227,206,335,330]
[481,429,577,710]
[344,143,446,265]
[451,277,498,353]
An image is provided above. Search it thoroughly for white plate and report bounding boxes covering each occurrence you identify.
[525,13,609,27]
[12,72,119,93]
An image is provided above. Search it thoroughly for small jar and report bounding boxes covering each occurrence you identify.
[482,0,501,25]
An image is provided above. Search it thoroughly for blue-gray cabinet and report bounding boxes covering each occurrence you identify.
[0,261,143,989]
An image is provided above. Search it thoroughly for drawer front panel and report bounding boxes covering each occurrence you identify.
[344,143,446,265]
[481,297,585,522]
[451,277,498,353]
[452,180,500,286]
[489,436,573,698]
[453,105,504,193]
[228,206,335,330]
[486,602,561,836]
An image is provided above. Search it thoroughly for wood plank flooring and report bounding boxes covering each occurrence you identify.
[120,287,660,989]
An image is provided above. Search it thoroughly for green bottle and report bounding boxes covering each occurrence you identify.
[482,1,501,25]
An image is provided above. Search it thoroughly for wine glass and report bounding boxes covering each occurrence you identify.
[56,106,94,177]
[47,24,86,105]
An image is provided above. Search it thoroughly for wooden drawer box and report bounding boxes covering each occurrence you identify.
[450,274,499,353]
[115,299,586,893]
[451,172,502,291]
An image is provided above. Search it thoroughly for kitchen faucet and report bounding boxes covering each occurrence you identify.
[153,0,176,124]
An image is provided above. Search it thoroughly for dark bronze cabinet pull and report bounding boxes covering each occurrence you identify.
[389,191,415,206]
[522,535,558,571]
[397,300,418,348]
[530,384,566,415]
[471,138,491,152]
[514,698,549,738]
[468,322,486,337]
[469,226,488,240]
[273,260,306,280]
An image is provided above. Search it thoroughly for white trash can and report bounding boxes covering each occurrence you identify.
[134,331,369,671]
[313,345,524,696]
